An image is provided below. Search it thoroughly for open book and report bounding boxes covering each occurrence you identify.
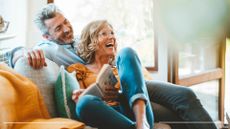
[80,64,118,98]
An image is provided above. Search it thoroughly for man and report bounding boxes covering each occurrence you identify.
[9,3,217,129]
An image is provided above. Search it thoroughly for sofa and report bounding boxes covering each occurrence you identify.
[2,57,172,129]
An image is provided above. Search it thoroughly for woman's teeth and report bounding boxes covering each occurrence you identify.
[105,43,113,48]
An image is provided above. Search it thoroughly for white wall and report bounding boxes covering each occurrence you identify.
[0,0,46,48]
[151,34,168,81]
[0,0,27,47]
[26,0,47,48]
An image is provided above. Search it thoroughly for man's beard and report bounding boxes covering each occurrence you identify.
[52,38,74,45]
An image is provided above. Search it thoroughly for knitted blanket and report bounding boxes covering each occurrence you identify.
[0,63,84,129]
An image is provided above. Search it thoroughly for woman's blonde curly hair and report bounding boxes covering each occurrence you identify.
[77,20,116,64]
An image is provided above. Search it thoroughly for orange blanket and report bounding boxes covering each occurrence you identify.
[0,63,85,129]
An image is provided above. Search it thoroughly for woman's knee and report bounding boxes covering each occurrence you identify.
[117,47,138,61]
[76,95,100,117]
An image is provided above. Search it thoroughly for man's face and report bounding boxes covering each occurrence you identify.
[44,12,74,44]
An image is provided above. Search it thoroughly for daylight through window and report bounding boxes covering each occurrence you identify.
[54,0,156,68]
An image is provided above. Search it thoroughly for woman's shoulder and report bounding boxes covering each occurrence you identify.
[67,63,91,80]
[67,63,87,72]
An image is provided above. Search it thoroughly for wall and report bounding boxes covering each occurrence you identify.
[0,0,27,47]
[0,0,46,48]
[26,0,47,48]
[151,33,168,81]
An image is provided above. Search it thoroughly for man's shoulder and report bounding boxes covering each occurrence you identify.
[35,40,59,51]
[37,40,57,47]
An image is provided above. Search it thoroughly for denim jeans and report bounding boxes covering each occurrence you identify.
[146,80,217,129]
[75,47,217,129]
[75,48,154,129]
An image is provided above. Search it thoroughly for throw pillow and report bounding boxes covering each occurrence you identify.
[14,57,60,117]
[55,65,80,119]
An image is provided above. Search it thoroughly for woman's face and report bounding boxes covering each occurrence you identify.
[96,24,116,58]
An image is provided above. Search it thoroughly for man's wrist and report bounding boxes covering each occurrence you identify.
[9,47,25,68]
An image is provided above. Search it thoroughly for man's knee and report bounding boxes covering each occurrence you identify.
[177,87,198,103]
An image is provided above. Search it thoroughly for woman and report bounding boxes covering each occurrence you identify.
[67,20,153,129]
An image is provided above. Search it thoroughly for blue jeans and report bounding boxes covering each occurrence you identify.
[146,81,217,129]
[75,48,154,129]
[75,47,217,129]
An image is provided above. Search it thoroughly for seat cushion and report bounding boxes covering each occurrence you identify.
[14,118,85,129]
[154,123,171,129]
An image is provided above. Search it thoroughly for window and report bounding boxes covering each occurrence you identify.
[168,39,226,122]
[51,0,158,70]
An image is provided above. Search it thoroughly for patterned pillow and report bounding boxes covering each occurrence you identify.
[54,66,80,119]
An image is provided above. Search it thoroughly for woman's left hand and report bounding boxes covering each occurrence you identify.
[72,89,85,103]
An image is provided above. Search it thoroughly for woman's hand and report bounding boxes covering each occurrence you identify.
[72,89,85,103]
[103,86,119,101]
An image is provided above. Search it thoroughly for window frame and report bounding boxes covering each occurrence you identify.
[168,41,226,122]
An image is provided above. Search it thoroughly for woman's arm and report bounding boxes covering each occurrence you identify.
[72,79,86,103]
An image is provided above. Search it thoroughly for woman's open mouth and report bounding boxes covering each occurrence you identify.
[105,43,114,48]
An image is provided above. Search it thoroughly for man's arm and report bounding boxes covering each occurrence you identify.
[10,47,47,69]
[0,50,10,65]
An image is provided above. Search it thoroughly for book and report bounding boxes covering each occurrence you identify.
[79,64,118,98]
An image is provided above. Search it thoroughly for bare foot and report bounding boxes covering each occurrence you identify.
[136,119,150,129]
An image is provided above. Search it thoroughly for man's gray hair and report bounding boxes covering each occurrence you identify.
[34,3,62,35]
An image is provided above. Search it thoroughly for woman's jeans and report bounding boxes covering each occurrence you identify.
[75,48,154,129]
[75,47,217,129]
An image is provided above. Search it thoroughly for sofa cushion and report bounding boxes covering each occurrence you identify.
[55,66,80,119]
[154,123,171,129]
[14,57,59,117]
[14,118,85,129]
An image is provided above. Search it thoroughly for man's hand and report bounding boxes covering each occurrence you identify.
[103,86,119,101]
[25,49,47,69]
[72,89,85,103]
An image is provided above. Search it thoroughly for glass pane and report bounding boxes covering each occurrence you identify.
[54,0,155,67]
[190,80,219,121]
[178,38,220,77]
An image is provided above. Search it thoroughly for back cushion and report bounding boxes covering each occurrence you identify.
[14,57,59,117]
